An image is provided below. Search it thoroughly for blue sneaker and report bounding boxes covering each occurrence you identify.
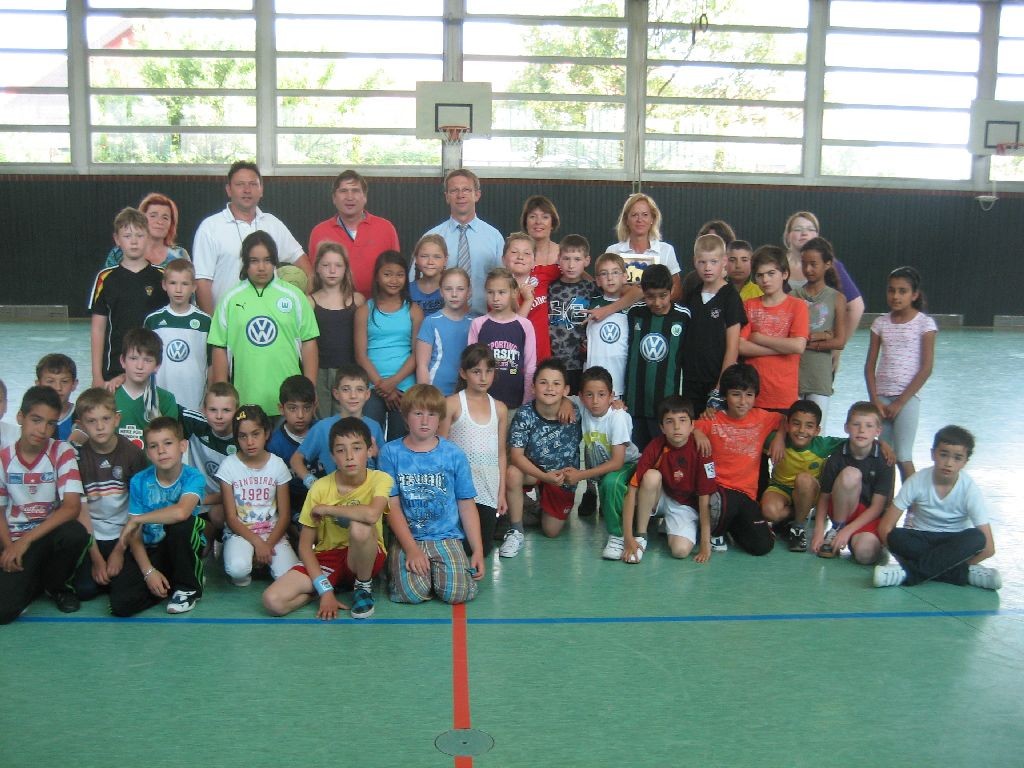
[351,586,375,619]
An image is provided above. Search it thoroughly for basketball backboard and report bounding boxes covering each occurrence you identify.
[415,81,492,140]
[970,99,1024,155]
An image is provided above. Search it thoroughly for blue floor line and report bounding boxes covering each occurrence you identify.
[16,607,1022,626]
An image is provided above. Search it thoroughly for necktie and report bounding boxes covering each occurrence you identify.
[457,223,471,273]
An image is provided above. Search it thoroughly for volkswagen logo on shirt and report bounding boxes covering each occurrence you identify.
[246,316,278,347]
[639,333,668,362]
[599,321,621,343]
[166,339,190,362]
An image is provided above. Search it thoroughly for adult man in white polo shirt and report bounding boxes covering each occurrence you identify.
[193,160,313,315]
[424,168,504,316]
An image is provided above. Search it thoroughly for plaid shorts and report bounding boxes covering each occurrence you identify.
[388,538,479,605]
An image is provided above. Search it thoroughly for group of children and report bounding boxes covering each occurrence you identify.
[0,199,1002,625]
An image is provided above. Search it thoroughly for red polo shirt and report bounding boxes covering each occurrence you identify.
[308,211,400,295]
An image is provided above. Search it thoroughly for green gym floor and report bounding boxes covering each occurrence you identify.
[1,323,1022,768]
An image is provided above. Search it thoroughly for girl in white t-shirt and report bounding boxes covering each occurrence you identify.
[439,343,508,559]
[216,404,298,586]
[865,267,937,481]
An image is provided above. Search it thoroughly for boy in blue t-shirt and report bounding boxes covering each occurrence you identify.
[501,358,583,558]
[35,353,80,442]
[110,417,206,616]
[292,365,384,484]
[267,375,317,523]
[379,384,484,605]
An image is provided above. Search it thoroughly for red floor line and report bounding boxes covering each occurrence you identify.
[452,602,473,768]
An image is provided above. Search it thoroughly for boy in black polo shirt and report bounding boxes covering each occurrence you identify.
[625,264,691,451]
[88,207,168,389]
[812,401,894,565]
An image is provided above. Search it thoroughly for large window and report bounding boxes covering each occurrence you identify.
[645,0,808,175]
[0,0,1020,191]
[821,0,980,180]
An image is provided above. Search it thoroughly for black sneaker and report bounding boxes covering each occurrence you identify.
[51,590,81,614]
[166,590,200,614]
[788,526,808,552]
[578,488,597,517]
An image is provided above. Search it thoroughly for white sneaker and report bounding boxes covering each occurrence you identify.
[967,564,1002,590]
[498,529,525,558]
[710,535,728,552]
[625,536,647,564]
[873,564,907,588]
[602,535,625,560]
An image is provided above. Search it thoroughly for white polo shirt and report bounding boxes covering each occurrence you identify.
[605,239,681,285]
[193,204,305,309]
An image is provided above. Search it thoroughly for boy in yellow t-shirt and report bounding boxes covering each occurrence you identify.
[262,417,389,620]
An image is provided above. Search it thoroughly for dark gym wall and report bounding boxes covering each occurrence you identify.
[1,174,1021,326]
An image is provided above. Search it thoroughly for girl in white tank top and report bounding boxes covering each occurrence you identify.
[440,344,509,558]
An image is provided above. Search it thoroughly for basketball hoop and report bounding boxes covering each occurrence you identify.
[439,124,468,146]
[996,141,1024,156]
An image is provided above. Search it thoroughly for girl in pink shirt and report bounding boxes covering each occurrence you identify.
[865,266,937,481]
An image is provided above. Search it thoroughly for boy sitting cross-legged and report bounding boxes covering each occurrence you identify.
[263,417,390,620]
[110,416,207,616]
[874,425,1001,590]
[622,396,718,564]
[500,358,583,557]
[0,386,89,623]
[811,401,894,565]
[380,384,484,604]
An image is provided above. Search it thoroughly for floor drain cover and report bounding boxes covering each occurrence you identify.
[435,728,494,756]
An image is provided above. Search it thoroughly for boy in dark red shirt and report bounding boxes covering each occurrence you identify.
[622,396,718,564]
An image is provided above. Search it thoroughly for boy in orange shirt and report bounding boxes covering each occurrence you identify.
[694,363,785,555]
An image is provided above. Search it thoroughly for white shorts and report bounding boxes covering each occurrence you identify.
[656,496,698,542]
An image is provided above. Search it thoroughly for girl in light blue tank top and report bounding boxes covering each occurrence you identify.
[355,251,424,441]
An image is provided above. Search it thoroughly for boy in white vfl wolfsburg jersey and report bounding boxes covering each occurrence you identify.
[145,258,211,412]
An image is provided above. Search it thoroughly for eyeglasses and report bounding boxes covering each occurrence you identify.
[447,187,477,196]
[790,226,817,234]
[597,270,624,278]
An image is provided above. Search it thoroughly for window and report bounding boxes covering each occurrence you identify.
[0,1,69,163]
[87,1,257,164]
[992,3,1024,182]
[0,0,1019,191]
[462,2,627,170]
[821,1,980,180]
[645,0,808,174]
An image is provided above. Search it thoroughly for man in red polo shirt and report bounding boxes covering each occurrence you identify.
[308,170,400,295]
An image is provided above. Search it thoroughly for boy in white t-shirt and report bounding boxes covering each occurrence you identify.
[561,366,639,560]
[874,425,1001,590]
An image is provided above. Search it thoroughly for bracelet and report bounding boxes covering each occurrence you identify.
[142,567,155,580]
[312,574,332,596]
[303,474,316,490]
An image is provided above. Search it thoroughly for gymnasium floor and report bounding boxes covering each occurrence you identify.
[1,322,1021,767]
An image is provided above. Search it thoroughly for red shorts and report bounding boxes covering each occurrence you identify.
[293,546,387,588]
[824,500,880,537]
[539,483,576,521]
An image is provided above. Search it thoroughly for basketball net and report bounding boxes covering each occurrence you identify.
[439,125,468,146]
[996,141,1024,156]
